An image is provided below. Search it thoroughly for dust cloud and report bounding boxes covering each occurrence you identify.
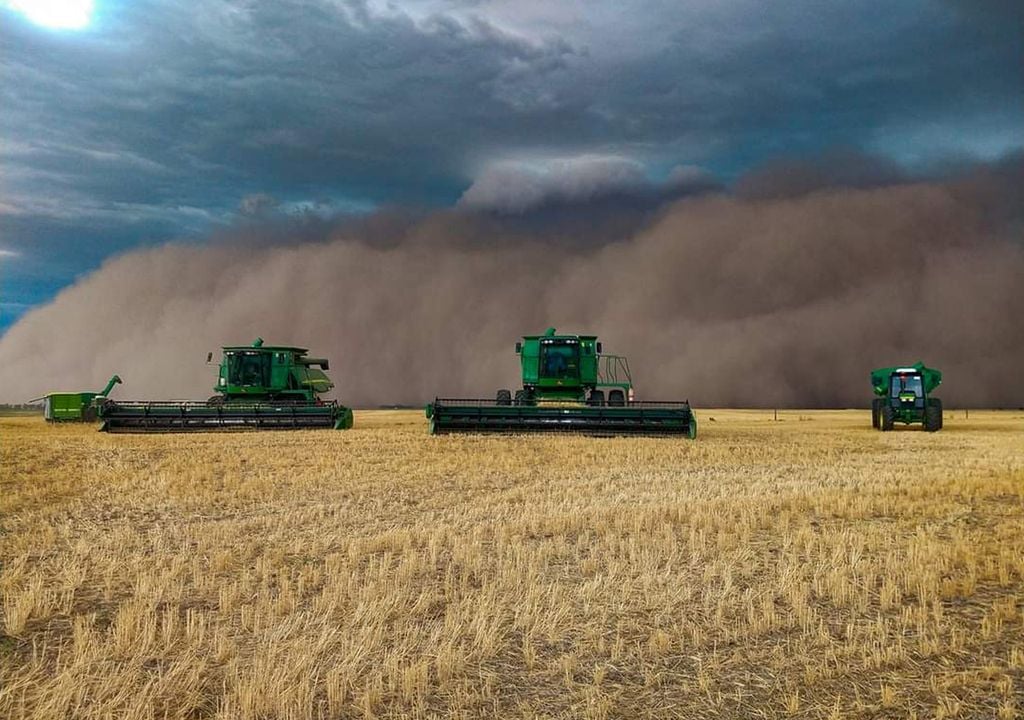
[2,156,1021,408]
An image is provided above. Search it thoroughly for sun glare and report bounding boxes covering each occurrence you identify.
[6,0,94,29]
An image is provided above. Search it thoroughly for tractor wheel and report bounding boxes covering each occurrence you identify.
[496,389,512,406]
[925,398,942,432]
[871,398,882,429]
[514,389,527,406]
[588,390,605,407]
[880,405,895,431]
[608,389,626,406]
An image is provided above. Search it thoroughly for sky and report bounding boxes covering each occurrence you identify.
[0,0,1022,334]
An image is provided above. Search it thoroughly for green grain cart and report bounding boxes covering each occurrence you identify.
[35,375,122,422]
[98,339,353,432]
[426,327,696,436]
[870,362,943,432]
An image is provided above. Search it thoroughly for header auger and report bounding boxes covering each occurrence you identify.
[98,338,353,432]
[426,327,696,436]
[870,362,943,432]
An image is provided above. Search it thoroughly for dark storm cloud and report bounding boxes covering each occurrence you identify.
[0,0,1021,328]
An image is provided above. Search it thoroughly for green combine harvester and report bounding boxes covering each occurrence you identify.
[426,327,696,436]
[34,375,122,422]
[98,339,353,432]
[870,362,943,432]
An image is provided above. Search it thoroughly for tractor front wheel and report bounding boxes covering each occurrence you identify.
[496,389,512,406]
[588,390,605,407]
[608,389,626,406]
[880,405,895,431]
[925,398,942,432]
[871,398,882,429]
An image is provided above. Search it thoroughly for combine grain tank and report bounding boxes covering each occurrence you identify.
[98,339,353,432]
[870,362,943,432]
[426,327,696,437]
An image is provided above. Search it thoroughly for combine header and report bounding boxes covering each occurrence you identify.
[98,339,353,432]
[870,362,943,432]
[426,328,696,437]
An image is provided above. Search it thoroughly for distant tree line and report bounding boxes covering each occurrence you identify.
[0,403,43,413]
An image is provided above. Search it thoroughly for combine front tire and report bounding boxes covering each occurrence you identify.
[588,390,605,406]
[608,389,626,407]
[880,405,895,431]
[496,389,512,406]
[925,398,942,432]
[871,398,882,429]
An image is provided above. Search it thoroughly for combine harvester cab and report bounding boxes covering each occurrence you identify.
[98,339,353,432]
[426,327,696,437]
[34,375,122,422]
[870,362,943,432]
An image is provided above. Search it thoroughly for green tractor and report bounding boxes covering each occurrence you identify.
[34,375,122,422]
[426,327,696,436]
[98,338,353,432]
[870,362,943,432]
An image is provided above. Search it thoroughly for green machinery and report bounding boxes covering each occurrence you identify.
[34,375,122,422]
[426,327,696,436]
[98,339,353,432]
[870,362,943,432]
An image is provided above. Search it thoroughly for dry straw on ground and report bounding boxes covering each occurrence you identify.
[1,410,1022,719]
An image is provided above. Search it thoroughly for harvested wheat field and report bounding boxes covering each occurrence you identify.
[1,410,1022,719]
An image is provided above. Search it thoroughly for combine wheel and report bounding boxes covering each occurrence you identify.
[496,389,512,406]
[871,398,882,429]
[588,390,605,407]
[514,389,528,406]
[880,405,895,431]
[925,398,942,432]
[608,389,626,406]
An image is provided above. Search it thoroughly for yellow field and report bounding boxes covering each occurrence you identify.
[1,410,1022,719]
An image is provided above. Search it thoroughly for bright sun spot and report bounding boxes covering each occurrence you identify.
[6,0,94,29]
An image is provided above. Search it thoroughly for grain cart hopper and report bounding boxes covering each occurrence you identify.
[870,362,943,432]
[34,375,122,422]
[98,339,353,432]
[426,327,696,436]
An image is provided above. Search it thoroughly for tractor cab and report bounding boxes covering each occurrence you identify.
[539,337,581,381]
[889,370,925,408]
[225,349,273,389]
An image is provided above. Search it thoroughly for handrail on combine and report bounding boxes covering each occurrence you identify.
[597,354,632,388]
